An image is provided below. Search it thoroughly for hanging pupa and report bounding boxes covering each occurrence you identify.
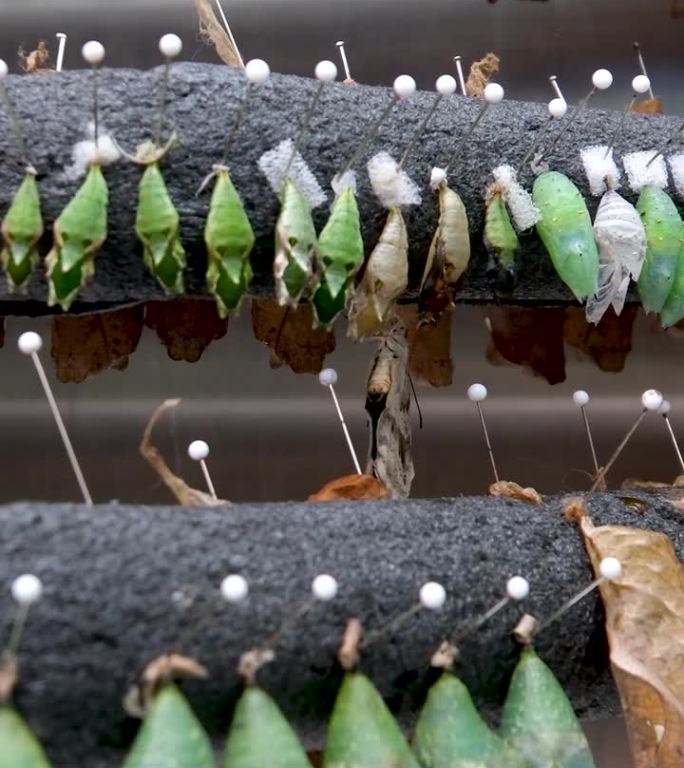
[499,646,596,768]
[659,237,684,328]
[533,171,599,301]
[0,706,52,768]
[484,181,519,294]
[1,169,43,292]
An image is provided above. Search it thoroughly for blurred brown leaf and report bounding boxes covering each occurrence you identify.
[564,306,637,373]
[399,305,453,387]
[19,41,50,74]
[308,474,388,502]
[51,306,144,383]
[631,98,664,114]
[488,480,542,504]
[581,515,684,767]
[486,306,566,384]
[466,52,500,97]
[145,299,228,363]
[251,299,335,374]
[194,0,243,66]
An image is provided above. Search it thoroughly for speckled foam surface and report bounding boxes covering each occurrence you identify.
[1,495,682,766]
[0,63,681,316]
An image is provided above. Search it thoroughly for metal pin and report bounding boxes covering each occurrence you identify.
[17,332,93,506]
[573,390,601,478]
[4,575,43,661]
[633,42,655,100]
[590,389,663,491]
[603,74,652,158]
[453,55,467,96]
[187,441,218,500]
[0,60,31,168]
[658,400,684,473]
[646,121,684,167]
[55,33,67,73]
[156,34,183,146]
[213,0,245,67]
[517,96,567,174]
[336,41,353,83]
[549,75,564,101]
[81,41,106,148]
[467,383,499,483]
[319,368,362,475]
[444,83,504,173]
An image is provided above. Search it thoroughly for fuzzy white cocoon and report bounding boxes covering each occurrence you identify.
[430,166,448,191]
[623,150,668,193]
[331,169,357,196]
[491,164,540,231]
[668,154,684,200]
[258,139,326,209]
[580,145,621,196]
[367,151,421,209]
[63,123,121,181]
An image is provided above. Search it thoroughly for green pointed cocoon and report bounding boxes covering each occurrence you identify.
[136,162,186,294]
[274,178,319,308]
[484,188,519,294]
[223,685,310,768]
[1,172,43,291]
[659,239,684,327]
[122,683,214,768]
[413,672,526,768]
[204,168,255,317]
[313,186,364,327]
[0,705,52,768]
[533,171,599,301]
[324,671,419,768]
[45,164,108,311]
[499,646,596,768]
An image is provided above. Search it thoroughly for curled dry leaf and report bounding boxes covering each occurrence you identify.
[399,304,453,387]
[51,305,144,383]
[18,41,50,74]
[564,305,637,373]
[580,513,684,767]
[488,480,542,505]
[308,473,388,502]
[251,298,335,374]
[466,52,500,97]
[140,399,229,507]
[631,98,664,115]
[194,0,243,66]
[145,299,228,363]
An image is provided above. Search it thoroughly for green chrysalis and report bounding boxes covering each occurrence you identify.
[0,705,52,768]
[313,186,364,327]
[324,671,419,768]
[122,683,214,768]
[223,685,310,768]
[533,171,599,300]
[484,186,519,294]
[499,646,596,768]
[636,186,683,315]
[659,237,684,327]
[413,672,526,768]
[205,167,255,317]
[274,178,319,307]
[45,164,108,311]
[1,171,43,292]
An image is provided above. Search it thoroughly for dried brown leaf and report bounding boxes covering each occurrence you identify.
[580,516,684,767]
[308,474,388,502]
[399,305,453,387]
[564,305,637,373]
[485,306,566,385]
[251,299,335,374]
[194,0,243,67]
[18,41,50,74]
[145,299,228,363]
[466,52,500,97]
[140,399,229,507]
[488,480,542,504]
[51,306,144,383]
[631,98,664,115]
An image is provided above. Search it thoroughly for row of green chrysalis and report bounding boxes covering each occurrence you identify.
[0,645,595,768]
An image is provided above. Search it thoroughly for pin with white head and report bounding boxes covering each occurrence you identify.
[444,83,504,173]
[453,56,467,96]
[633,42,655,101]
[467,383,499,483]
[55,33,68,72]
[188,440,218,500]
[0,59,32,169]
[17,332,93,505]
[657,400,684,473]
[572,390,601,479]
[336,41,354,84]
[220,58,271,164]
[603,74,652,159]
[517,93,568,174]
[81,40,106,148]
[591,389,663,490]
[549,75,565,102]
[318,368,362,475]
[4,574,44,664]
[155,33,183,146]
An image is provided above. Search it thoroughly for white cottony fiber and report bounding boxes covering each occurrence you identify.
[580,145,621,196]
[63,123,121,181]
[623,150,668,193]
[668,154,684,199]
[491,164,540,231]
[429,166,447,191]
[331,169,357,196]
[367,151,421,209]
[258,139,326,209]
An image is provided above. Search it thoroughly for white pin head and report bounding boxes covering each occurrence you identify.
[642,389,664,411]
[82,40,105,66]
[17,331,43,355]
[315,60,337,83]
[436,74,457,96]
[506,576,530,601]
[318,368,338,387]
[11,574,43,606]
[187,440,209,461]
[592,69,613,90]
[599,557,622,581]
[632,75,651,94]
[159,33,182,60]
[393,75,416,99]
[0,59,8,79]
[245,58,271,85]
[220,574,249,603]
[467,383,488,403]
[312,574,338,602]
[573,390,590,407]
[548,98,567,119]
[658,399,672,416]
[484,83,504,104]
[420,581,447,610]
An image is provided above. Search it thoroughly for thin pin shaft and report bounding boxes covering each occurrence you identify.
[362,603,421,649]
[327,384,362,475]
[604,98,635,158]
[646,122,684,167]
[398,94,443,169]
[0,82,31,167]
[55,33,67,73]
[282,81,325,183]
[549,75,564,101]
[663,415,684,473]
[339,94,397,177]
[5,602,30,657]
[517,115,554,174]
[92,65,100,147]
[454,56,467,96]
[452,596,509,644]
[29,351,93,506]
[155,59,171,146]
[634,43,655,100]
[542,87,595,160]
[590,410,646,491]
[580,405,601,477]
[445,102,489,172]
[535,578,602,634]
[336,41,352,81]
[213,0,245,67]
[199,459,218,500]
[476,402,499,483]
[221,81,254,162]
